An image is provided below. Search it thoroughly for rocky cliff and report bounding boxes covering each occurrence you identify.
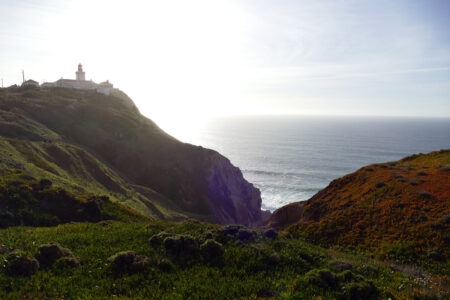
[0,86,269,226]
[206,152,271,226]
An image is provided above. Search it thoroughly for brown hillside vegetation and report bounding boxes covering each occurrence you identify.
[270,150,450,261]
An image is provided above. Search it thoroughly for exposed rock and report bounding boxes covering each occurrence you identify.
[206,153,271,227]
[268,201,307,228]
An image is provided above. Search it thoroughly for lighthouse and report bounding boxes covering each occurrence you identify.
[76,63,85,81]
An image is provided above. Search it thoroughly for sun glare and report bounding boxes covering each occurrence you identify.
[79,0,248,140]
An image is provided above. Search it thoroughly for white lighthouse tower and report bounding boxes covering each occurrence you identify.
[76,63,85,81]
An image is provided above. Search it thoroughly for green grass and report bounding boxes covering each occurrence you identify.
[0,136,198,222]
[0,220,446,299]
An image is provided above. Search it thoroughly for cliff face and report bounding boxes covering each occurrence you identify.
[206,152,271,227]
[0,86,269,226]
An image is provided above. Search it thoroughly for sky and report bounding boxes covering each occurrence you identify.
[0,0,449,138]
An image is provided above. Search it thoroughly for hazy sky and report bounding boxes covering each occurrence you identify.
[0,0,449,135]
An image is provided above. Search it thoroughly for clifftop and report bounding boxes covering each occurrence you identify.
[0,86,269,226]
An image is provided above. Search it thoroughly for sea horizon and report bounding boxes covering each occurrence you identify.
[171,115,450,211]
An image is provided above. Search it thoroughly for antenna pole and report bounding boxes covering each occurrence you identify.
[22,70,25,83]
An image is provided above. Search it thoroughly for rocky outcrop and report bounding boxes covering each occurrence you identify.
[268,201,306,228]
[206,152,271,227]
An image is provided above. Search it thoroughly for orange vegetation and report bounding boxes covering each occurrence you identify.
[271,150,450,258]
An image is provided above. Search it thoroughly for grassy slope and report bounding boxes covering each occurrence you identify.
[271,150,449,273]
[0,167,148,227]
[0,87,214,217]
[0,137,195,221]
[0,87,211,222]
[0,220,446,299]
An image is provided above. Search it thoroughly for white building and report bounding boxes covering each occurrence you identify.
[42,64,114,95]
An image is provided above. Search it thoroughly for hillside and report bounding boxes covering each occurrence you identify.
[0,85,448,298]
[1,219,447,299]
[269,150,450,269]
[0,86,269,226]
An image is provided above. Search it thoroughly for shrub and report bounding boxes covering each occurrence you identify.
[200,239,224,260]
[417,191,433,199]
[336,270,355,282]
[330,261,353,272]
[163,235,199,258]
[382,242,417,263]
[5,253,39,276]
[303,268,337,287]
[36,242,75,267]
[55,256,80,268]
[237,229,255,241]
[158,258,175,272]
[375,181,386,188]
[264,229,278,239]
[219,225,242,236]
[149,231,176,247]
[427,250,445,262]
[345,280,377,299]
[107,251,150,274]
[39,178,52,189]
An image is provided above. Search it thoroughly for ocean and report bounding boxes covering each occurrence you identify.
[177,116,450,211]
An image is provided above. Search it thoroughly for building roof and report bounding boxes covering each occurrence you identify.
[56,78,93,83]
[23,79,38,84]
